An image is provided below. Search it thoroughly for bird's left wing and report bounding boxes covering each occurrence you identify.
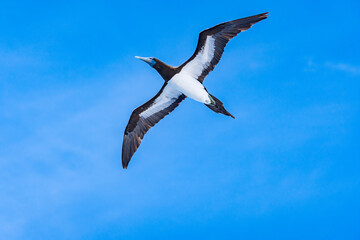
[180,12,268,83]
[122,83,186,168]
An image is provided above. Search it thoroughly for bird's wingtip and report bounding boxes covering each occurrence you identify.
[260,12,269,18]
[122,160,128,169]
[229,113,236,119]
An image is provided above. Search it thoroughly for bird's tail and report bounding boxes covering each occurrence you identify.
[205,94,235,119]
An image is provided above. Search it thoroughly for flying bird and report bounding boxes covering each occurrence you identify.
[122,12,268,168]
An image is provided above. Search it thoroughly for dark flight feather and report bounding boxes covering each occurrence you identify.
[179,12,268,82]
[122,84,185,168]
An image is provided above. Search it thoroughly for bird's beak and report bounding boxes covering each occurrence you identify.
[135,56,152,64]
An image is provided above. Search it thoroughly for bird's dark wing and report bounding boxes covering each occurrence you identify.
[179,12,268,83]
[122,83,186,168]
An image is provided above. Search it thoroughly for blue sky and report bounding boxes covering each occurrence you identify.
[1,0,359,239]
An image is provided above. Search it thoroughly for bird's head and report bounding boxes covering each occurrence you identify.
[135,56,174,81]
[135,56,157,68]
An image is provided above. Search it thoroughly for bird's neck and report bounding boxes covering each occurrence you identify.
[153,60,179,81]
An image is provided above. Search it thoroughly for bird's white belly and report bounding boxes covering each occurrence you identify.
[168,72,210,104]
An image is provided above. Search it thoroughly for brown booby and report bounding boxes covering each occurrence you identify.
[122,12,268,168]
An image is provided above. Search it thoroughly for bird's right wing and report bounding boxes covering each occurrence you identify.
[122,83,186,168]
[180,12,268,83]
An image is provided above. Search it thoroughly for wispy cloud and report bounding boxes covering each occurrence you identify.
[325,62,360,75]
[0,48,45,69]
[305,58,360,76]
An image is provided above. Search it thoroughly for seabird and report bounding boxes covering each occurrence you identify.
[122,12,268,168]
